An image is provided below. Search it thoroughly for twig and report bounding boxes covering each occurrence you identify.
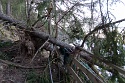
[56,3,78,24]
[54,3,78,38]
[32,15,48,27]
[30,37,49,63]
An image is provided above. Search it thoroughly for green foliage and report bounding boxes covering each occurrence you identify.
[67,17,85,41]
[36,1,49,18]
[0,40,15,60]
[89,28,125,82]
[26,71,50,83]
[102,30,125,66]
[0,40,13,47]
[1,0,26,20]
[108,72,125,83]
[91,29,125,66]
[78,70,92,83]
[62,72,71,83]
[0,51,8,60]
[12,0,26,20]
[26,71,38,83]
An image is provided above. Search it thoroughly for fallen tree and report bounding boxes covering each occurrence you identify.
[0,13,125,80]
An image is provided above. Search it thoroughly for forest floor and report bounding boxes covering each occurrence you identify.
[0,40,60,83]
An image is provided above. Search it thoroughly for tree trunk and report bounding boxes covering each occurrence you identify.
[0,1,3,13]
[6,0,11,16]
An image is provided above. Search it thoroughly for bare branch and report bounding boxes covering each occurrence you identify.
[56,3,78,24]
[30,38,49,63]
[0,58,45,69]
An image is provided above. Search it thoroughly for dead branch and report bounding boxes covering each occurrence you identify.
[0,59,45,69]
[0,13,73,49]
[30,38,49,63]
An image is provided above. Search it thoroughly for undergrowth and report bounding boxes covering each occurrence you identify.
[26,70,50,83]
[0,40,15,60]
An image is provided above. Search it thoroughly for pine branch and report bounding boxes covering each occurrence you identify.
[81,18,125,47]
